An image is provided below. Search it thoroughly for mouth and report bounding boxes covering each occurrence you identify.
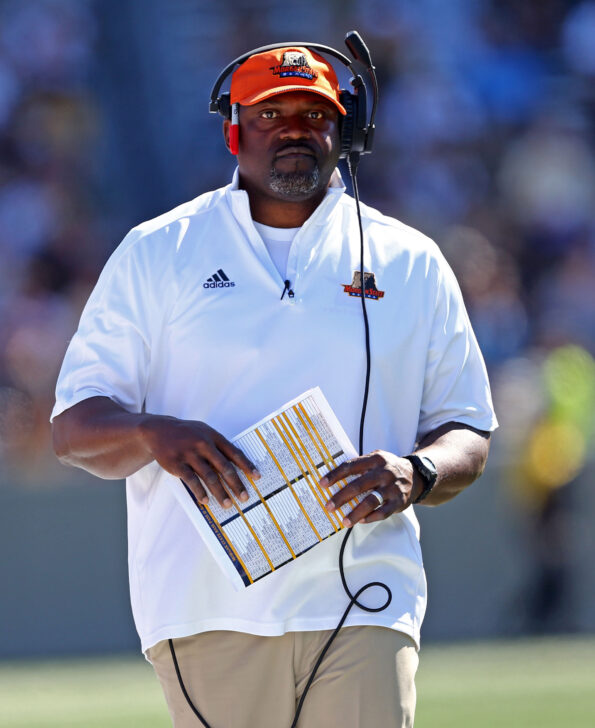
[275,145,316,160]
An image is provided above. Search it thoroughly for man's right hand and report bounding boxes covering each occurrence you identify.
[52,396,260,508]
[138,416,259,508]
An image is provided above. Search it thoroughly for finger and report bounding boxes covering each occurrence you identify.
[361,500,404,524]
[214,433,261,480]
[341,492,387,527]
[325,470,386,512]
[179,466,208,506]
[319,453,382,489]
[186,454,234,508]
[206,447,250,503]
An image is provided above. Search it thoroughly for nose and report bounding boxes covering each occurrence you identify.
[279,114,311,140]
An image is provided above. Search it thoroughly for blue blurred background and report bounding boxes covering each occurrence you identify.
[0,0,594,658]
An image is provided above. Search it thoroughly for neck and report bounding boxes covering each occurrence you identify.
[237,170,329,228]
[248,192,326,228]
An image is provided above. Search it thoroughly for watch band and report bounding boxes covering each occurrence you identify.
[404,454,437,504]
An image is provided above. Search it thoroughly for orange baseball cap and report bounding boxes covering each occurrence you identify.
[230,46,347,115]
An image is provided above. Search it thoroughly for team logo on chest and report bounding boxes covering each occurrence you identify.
[203,268,235,288]
[342,271,385,300]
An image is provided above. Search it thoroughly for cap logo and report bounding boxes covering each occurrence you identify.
[271,51,318,80]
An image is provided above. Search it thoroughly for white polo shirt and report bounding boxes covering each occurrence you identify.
[52,170,497,652]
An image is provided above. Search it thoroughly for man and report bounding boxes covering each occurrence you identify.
[52,44,497,728]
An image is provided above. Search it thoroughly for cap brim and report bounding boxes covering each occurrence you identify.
[238,86,346,115]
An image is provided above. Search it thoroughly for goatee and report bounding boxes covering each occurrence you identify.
[268,166,320,198]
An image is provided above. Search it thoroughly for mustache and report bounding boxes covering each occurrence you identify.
[273,142,318,159]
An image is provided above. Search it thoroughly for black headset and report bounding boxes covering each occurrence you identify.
[209,31,378,162]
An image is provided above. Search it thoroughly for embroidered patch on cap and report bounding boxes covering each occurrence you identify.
[342,271,385,300]
[270,51,319,80]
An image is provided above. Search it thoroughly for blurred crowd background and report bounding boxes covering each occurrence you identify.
[0,0,594,653]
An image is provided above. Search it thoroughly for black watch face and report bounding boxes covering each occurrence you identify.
[408,454,437,504]
[417,456,437,484]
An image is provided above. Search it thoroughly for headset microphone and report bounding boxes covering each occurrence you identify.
[344,30,378,164]
[345,30,373,68]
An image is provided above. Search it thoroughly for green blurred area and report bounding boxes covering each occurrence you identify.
[0,656,168,728]
[1,637,594,728]
[415,637,595,728]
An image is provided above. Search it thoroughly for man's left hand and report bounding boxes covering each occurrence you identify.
[321,451,417,527]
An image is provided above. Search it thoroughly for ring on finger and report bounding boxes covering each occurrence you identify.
[369,489,385,508]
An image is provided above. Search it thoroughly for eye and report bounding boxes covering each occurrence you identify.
[307,110,325,120]
[260,109,279,119]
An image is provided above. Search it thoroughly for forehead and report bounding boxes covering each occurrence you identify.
[245,91,338,112]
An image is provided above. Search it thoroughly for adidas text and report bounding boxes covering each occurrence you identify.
[203,281,235,288]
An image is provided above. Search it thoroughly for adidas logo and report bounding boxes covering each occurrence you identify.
[203,268,235,289]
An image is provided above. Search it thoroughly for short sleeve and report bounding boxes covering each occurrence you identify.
[51,229,159,421]
[417,251,498,439]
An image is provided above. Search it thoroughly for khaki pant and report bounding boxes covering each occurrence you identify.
[147,626,418,728]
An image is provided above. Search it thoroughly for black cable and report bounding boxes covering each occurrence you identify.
[347,152,372,456]
[169,154,391,728]
[168,638,211,728]
[290,530,391,727]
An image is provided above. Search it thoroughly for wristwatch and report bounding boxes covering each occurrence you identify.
[403,454,437,504]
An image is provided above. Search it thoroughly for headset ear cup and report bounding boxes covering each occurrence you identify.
[339,91,355,158]
[218,93,231,119]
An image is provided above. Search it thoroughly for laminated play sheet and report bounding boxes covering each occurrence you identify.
[167,387,361,589]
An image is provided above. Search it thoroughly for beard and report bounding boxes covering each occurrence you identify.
[268,165,320,198]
